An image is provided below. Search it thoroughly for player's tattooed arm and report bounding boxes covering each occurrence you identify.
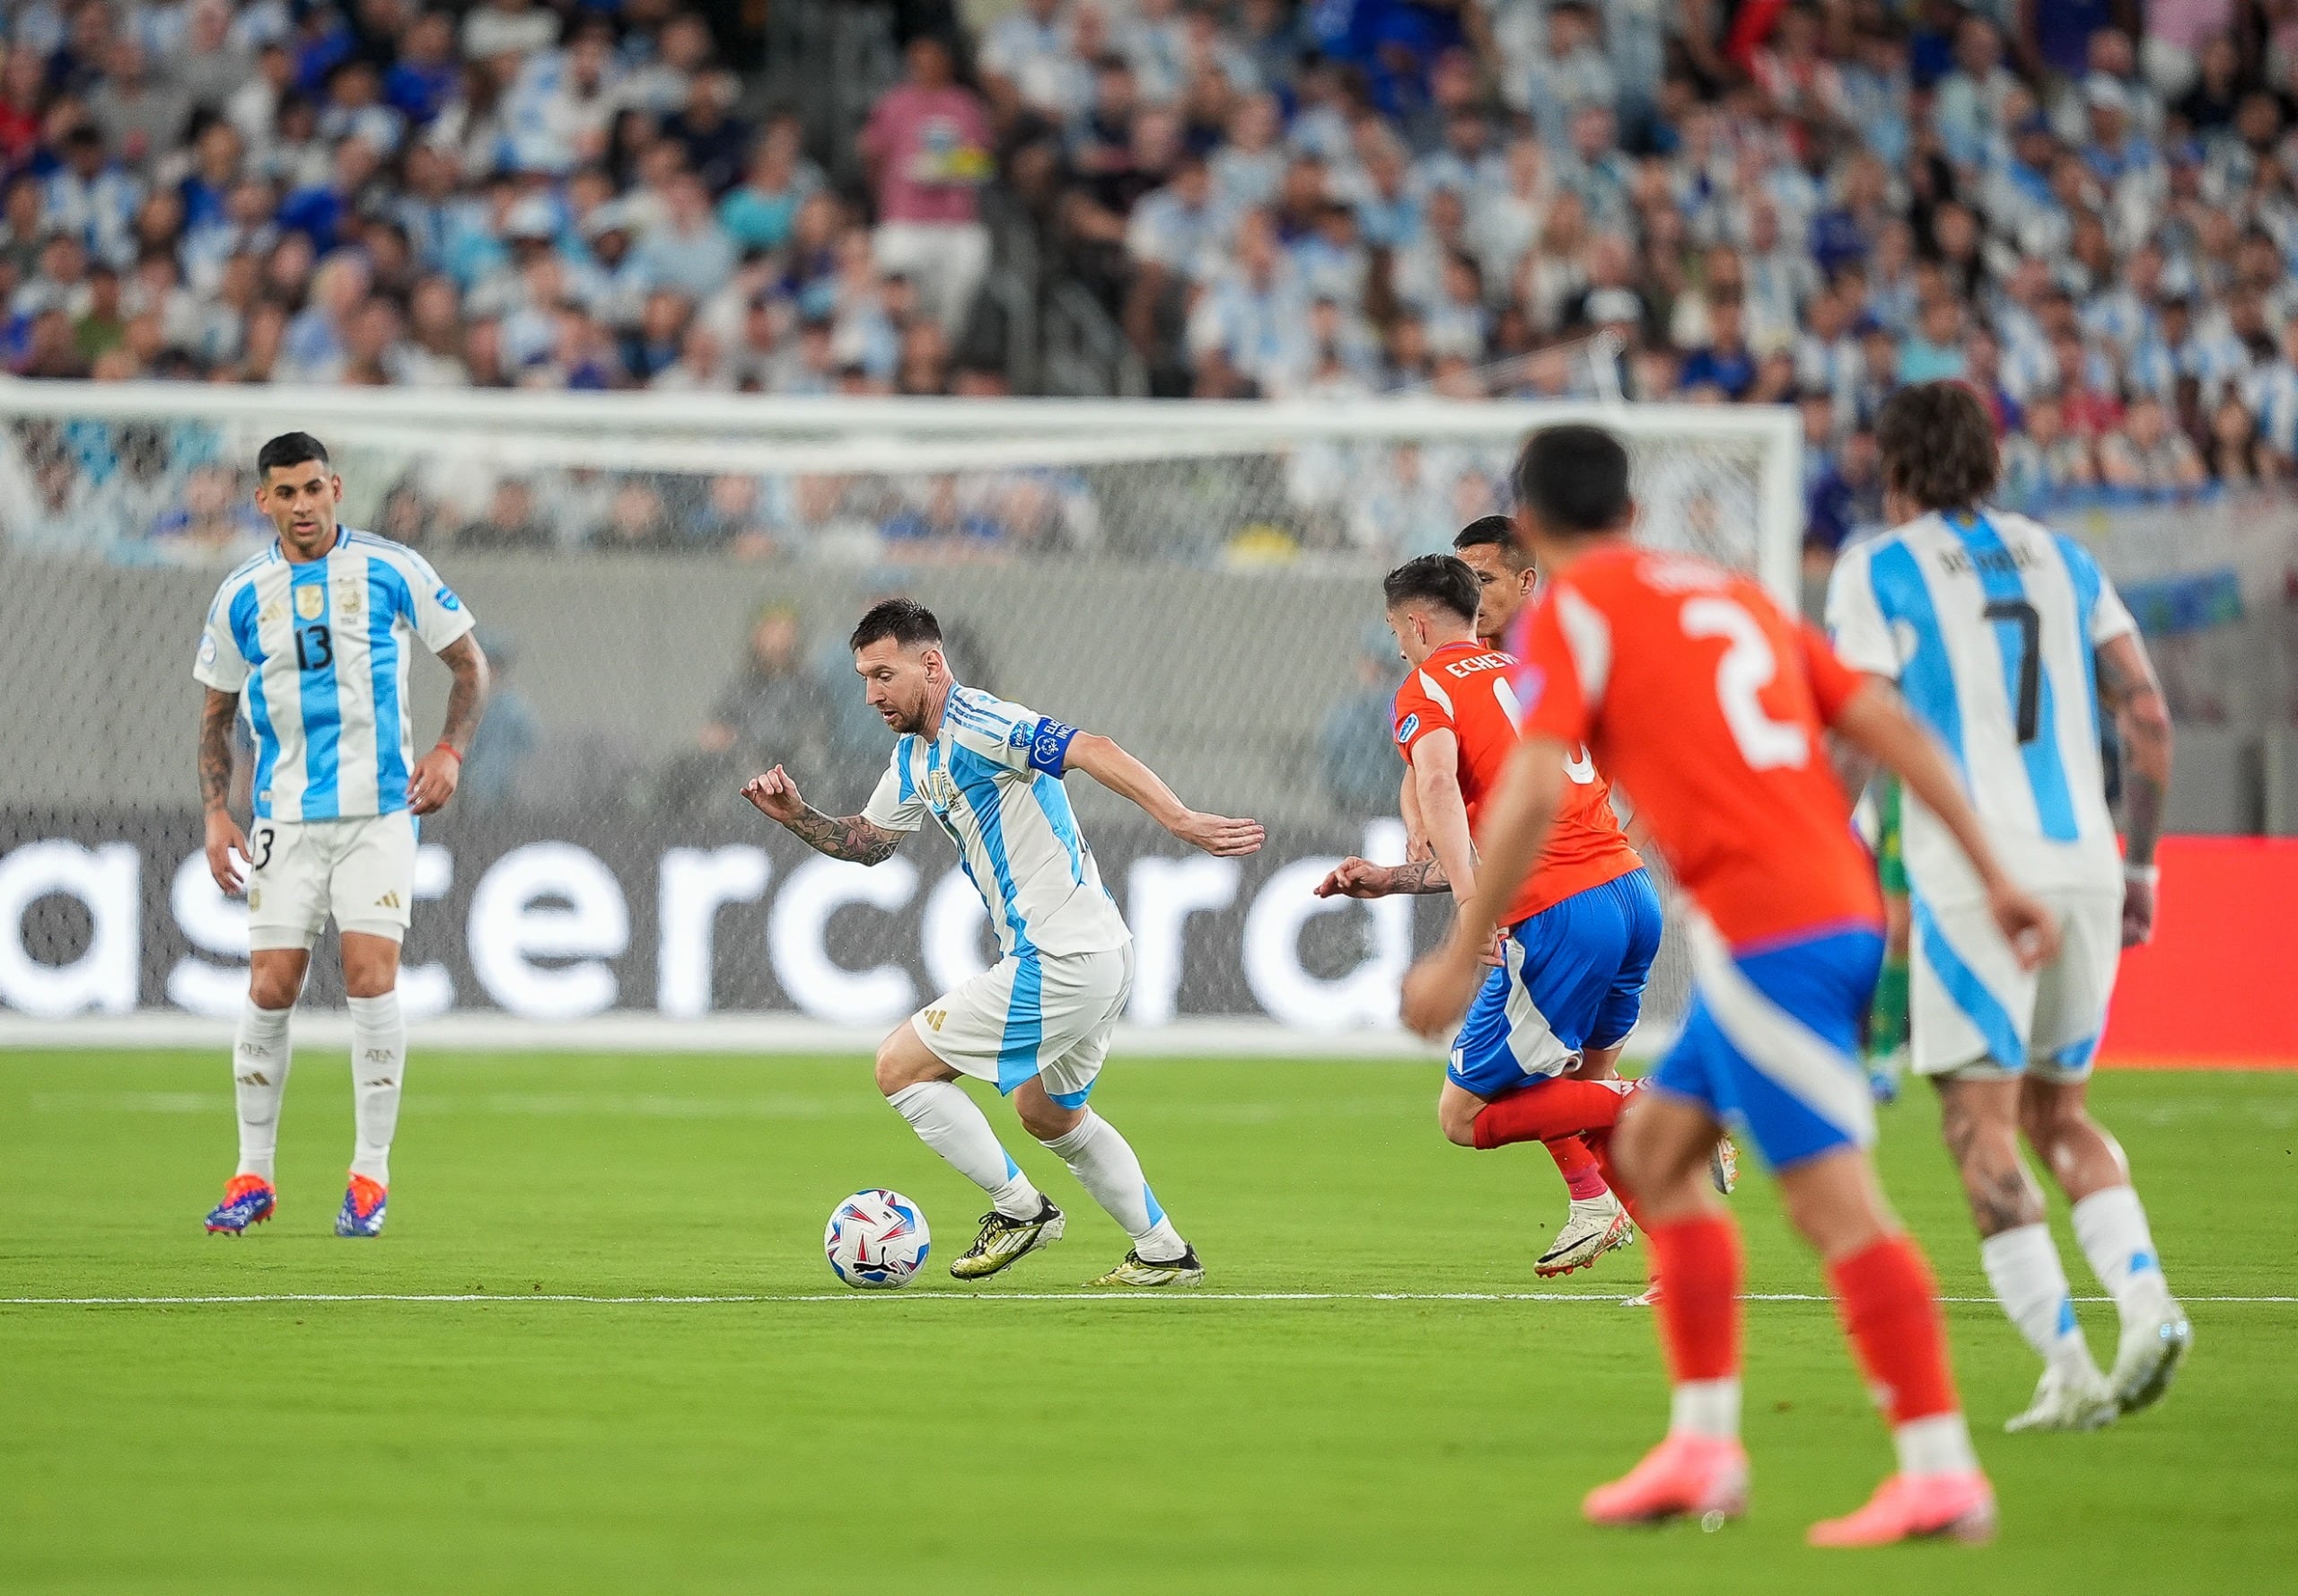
[785,804,905,865]
[197,688,238,815]
[197,688,250,894]
[742,765,905,864]
[2097,634,2172,867]
[1312,856,1450,899]
[433,633,492,757]
[2098,633,2172,946]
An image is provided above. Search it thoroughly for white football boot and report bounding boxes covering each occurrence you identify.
[2004,1359,2119,1433]
[2108,1285,2193,1416]
[1535,1193,1635,1277]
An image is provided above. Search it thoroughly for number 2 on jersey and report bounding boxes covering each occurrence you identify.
[1680,596,1810,769]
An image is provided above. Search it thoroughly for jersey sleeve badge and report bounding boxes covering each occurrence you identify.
[1395,712,1420,744]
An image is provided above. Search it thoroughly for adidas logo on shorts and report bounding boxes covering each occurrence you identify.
[374,890,402,908]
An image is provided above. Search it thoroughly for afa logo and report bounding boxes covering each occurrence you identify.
[1395,713,1420,742]
[435,585,462,611]
[197,634,217,669]
[1007,721,1032,750]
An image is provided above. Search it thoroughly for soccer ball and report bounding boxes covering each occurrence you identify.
[823,1189,931,1289]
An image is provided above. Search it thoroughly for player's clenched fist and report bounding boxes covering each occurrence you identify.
[741,766,808,824]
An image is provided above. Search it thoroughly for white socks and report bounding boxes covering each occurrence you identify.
[2072,1185,2171,1321]
[232,1000,294,1179]
[1039,1111,1186,1262]
[888,1082,1043,1219]
[1895,1413,1981,1478]
[1980,1223,2100,1379]
[346,992,405,1186]
[1668,1378,1741,1441]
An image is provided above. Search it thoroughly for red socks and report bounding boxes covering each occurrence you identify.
[1549,1137,1609,1199]
[1470,1079,1630,1151]
[1829,1235,1960,1425]
[1646,1215,1742,1382]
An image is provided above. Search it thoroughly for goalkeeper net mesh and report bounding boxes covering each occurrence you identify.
[0,387,1798,1033]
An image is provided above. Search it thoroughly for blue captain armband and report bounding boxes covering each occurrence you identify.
[1029,718,1081,776]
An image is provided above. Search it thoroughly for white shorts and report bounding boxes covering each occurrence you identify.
[912,944,1134,1106]
[1910,887,2122,1081]
[245,813,417,951]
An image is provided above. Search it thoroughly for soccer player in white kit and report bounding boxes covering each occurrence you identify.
[194,433,490,1239]
[741,599,1262,1285]
[1827,383,2188,1432]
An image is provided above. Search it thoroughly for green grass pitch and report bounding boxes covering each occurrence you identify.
[2,1050,2293,1595]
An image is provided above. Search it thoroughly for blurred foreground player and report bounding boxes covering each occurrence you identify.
[1318,554,1659,1277]
[1404,425,2060,1545]
[194,433,490,1238]
[1829,382,2189,1430]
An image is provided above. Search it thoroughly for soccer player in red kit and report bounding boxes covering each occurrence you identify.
[1403,425,2060,1546]
[1318,554,1661,1277]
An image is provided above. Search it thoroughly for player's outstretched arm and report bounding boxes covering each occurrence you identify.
[2098,632,2174,945]
[1061,732,1263,856]
[409,633,491,815]
[1831,679,2062,970]
[1399,735,1566,1039]
[741,766,904,864]
[197,687,249,895]
[1313,855,1452,899]
[1405,729,1478,912]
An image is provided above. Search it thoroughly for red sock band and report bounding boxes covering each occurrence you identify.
[1828,1235,1960,1425]
[1470,1079,1629,1151]
[1645,1215,1742,1383]
[1548,1136,1609,1200]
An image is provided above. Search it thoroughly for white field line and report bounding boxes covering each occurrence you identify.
[4,1292,2293,1308]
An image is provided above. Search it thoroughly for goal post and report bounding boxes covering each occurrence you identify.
[0,385,1797,1042]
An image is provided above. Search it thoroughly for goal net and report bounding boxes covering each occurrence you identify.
[0,385,1798,1040]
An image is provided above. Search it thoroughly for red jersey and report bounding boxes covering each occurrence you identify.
[1391,638,1645,926]
[1512,544,1881,948]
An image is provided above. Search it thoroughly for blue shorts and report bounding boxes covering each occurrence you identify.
[1650,923,1885,1172]
[1448,868,1665,1100]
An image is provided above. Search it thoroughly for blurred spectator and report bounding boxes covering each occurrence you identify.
[691,604,835,786]
[1319,633,1405,819]
[457,478,552,549]
[460,628,539,810]
[858,34,991,335]
[2099,395,2208,491]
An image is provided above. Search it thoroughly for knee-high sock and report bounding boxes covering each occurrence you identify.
[1544,1136,1610,1200]
[1583,1131,1645,1227]
[2071,1185,2172,1324]
[1647,1215,1742,1438]
[1039,1110,1186,1262]
[1470,1079,1630,1151]
[1829,1235,1980,1478]
[886,1082,1041,1218]
[1980,1222,2100,1379]
[232,1000,294,1179]
[346,992,405,1185]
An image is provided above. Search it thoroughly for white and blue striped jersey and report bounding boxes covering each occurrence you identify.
[1827,509,2136,903]
[192,529,477,822]
[862,684,1128,959]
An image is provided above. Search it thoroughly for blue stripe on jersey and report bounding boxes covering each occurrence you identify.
[2055,534,2107,741]
[229,583,276,818]
[895,735,917,804]
[1962,516,2078,842]
[948,743,1035,957]
[290,562,342,819]
[366,557,411,814]
[1031,773,1087,886]
[996,954,1045,1093]
[1912,895,2027,1066]
[1869,541,1966,775]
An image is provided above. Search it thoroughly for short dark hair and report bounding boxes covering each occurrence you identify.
[256,432,329,478]
[1452,514,1524,566]
[1875,381,1998,512]
[1382,554,1481,624]
[849,597,942,653]
[1513,425,1632,536]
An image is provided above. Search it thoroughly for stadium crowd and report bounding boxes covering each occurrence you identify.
[0,0,2294,561]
